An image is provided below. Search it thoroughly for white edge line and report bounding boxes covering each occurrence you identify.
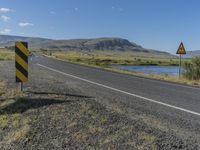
[36,63,200,117]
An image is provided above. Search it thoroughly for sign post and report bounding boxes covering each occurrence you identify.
[15,41,29,91]
[176,42,186,79]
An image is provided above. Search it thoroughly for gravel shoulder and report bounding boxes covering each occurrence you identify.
[0,61,199,150]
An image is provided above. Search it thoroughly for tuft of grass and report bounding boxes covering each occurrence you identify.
[4,122,30,144]
[11,113,21,128]
[138,132,157,150]
[0,115,9,128]
[139,132,156,144]
[0,113,21,129]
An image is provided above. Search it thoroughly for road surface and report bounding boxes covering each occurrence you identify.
[30,55,200,147]
[34,55,200,116]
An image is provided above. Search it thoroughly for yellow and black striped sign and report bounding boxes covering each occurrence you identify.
[15,41,29,82]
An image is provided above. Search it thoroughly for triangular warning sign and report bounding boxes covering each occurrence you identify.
[176,42,186,54]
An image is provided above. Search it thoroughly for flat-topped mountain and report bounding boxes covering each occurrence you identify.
[0,35,175,58]
[37,38,142,51]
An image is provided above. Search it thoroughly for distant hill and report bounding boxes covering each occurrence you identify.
[183,50,200,58]
[0,34,175,58]
[35,38,143,51]
[0,35,51,48]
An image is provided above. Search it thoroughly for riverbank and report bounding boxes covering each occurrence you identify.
[112,65,179,75]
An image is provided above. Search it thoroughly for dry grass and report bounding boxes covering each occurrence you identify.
[0,81,30,144]
[52,51,179,66]
[138,132,157,150]
[0,115,9,128]
[0,48,14,60]
[108,68,200,86]
[3,120,30,144]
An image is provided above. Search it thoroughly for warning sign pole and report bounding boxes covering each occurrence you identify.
[21,82,23,92]
[176,42,186,80]
[179,54,182,79]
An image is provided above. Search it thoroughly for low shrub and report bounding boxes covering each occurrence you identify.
[183,57,200,80]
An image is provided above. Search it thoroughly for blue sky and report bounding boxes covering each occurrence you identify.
[0,0,200,53]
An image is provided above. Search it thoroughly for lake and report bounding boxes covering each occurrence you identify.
[112,65,180,76]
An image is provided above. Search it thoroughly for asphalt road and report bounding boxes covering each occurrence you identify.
[33,55,200,117]
[30,55,200,146]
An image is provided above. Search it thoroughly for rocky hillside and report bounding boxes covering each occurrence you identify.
[36,38,142,51]
[0,35,174,57]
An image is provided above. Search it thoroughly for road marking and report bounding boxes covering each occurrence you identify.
[37,63,200,117]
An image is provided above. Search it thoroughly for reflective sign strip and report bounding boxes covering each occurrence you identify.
[15,53,28,70]
[16,42,29,56]
[15,41,29,83]
[16,69,28,82]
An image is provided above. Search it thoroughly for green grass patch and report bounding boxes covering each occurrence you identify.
[52,51,179,67]
[183,57,200,80]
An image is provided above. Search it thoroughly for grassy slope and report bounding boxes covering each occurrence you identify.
[0,51,28,143]
[52,51,179,67]
[0,80,30,144]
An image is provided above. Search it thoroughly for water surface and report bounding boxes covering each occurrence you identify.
[112,65,179,76]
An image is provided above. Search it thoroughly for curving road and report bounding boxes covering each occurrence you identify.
[30,54,200,146]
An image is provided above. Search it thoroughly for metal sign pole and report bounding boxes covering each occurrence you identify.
[179,54,182,79]
[21,82,23,92]
[176,42,186,79]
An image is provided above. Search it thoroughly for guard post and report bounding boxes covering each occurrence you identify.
[15,41,29,91]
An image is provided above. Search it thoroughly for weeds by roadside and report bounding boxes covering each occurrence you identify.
[183,57,200,81]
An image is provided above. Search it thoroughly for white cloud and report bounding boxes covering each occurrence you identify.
[18,22,34,27]
[0,29,11,34]
[0,8,12,13]
[74,7,79,11]
[1,15,10,22]
[50,11,56,15]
